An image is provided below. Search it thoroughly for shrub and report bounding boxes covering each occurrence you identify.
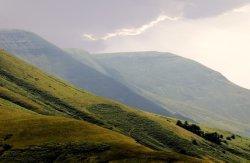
[192,140,198,145]
[3,134,13,141]
[222,140,228,144]
[203,132,221,145]
[176,120,223,144]
[2,144,12,150]
[176,120,202,136]
[179,149,187,154]
[176,120,183,127]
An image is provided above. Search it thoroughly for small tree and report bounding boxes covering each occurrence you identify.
[176,120,183,127]
[184,121,189,126]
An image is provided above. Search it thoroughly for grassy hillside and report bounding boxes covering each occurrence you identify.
[92,51,250,136]
[0,49,249,162]
[2,98,201,162]
[0,50,200,162]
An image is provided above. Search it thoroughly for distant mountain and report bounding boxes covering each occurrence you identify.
[0,29,175,117]
[91,51,250,135]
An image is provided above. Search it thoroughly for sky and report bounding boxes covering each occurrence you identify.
[0,0,250,89]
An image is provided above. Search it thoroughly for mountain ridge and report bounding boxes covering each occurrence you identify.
[71,50,250,136]
[0,29,180,119]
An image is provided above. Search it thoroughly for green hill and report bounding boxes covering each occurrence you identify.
[1,49,250,162]
[0,49,198,162]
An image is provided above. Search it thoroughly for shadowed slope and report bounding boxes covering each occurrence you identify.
[0,29,177,118]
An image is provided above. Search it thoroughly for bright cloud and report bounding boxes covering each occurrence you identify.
[83,34,97,41]
[233,4,250,13]
[83,14,180,41]
[102,4,250,89]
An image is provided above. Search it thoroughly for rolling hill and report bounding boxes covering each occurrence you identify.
[1,48,250,162]
[0,29,182,119]
[76,51,250,136]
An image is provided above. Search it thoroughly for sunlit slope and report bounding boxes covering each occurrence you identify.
[93,51,250,135]
[0,50,249,162]
[2,99,200,162]
[0,50,205,162]
[0,98,146,149]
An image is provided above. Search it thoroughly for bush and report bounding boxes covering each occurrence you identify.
[176,120,183,127]
[2,144,12,150]
[222,140,228,144]
[176,120,223,144]
[192,140,198,145]
[179,149,187,154]
[203,132,221,145]
[176,120,202,136]
[3,134,13,141]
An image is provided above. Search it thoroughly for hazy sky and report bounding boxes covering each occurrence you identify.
[0,0,250,89]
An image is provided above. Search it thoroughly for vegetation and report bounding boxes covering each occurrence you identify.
[226,134,236,141]
[0,49,250,162]
[176,120,224,144]
[92,51,250,135]
[87,104,200,156]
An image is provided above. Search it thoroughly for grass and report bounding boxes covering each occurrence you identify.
[0,99,143,148]
[87,104,201,155]
[0,49,250,162]
[86,104,250,162]
[0,98,201,162]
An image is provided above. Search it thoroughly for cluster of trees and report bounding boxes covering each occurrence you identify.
[176,120,223,144]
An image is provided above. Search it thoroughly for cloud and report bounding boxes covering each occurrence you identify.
[102,5,250,89]
[83,34,98,41]
[182,0,249,18]
[233,4,250,13]
[83,14,180,41]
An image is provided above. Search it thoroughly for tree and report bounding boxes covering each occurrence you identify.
[184,121,189,126]
[204,132,222,144]
[176,120,183,127]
